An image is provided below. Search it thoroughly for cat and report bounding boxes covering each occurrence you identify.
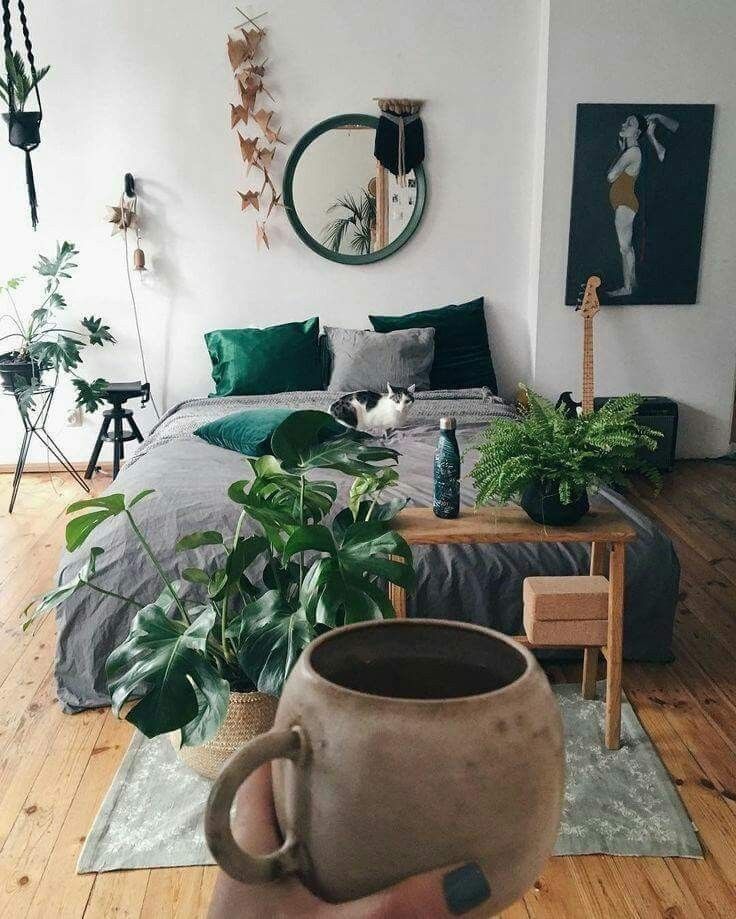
[329,383,416,434]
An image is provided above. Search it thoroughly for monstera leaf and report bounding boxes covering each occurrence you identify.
[65,494,127,550]
[24,546,105,628]
[236,591,314,694]
[247,456,337,524]
[271,410,399,476]
[283,521,415,626]
[106,601,229,742]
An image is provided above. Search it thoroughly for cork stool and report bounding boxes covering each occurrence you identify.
[523,574,619,748]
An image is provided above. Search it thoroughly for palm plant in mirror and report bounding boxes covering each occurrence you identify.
[25,411,415,747]
[321,187,377,255]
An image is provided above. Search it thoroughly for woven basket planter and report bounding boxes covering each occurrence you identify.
[170,690,278,780]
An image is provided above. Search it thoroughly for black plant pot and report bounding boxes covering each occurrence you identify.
[2,111,42,148]
[520,482,589,527]
[0,353,36,392]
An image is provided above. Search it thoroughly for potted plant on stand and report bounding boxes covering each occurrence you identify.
[0,241,115,415]
[470,388,661,526]
[26,411,415,778]
[0,50,49,148]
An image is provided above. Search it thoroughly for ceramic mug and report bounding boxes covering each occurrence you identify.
[205,619,564,911]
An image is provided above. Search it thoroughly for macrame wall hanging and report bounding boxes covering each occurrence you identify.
[1,0,49,229]
[374,98,425,187]
[226,8,284,250]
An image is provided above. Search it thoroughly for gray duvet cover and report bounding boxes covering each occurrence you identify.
[55,389,679,712]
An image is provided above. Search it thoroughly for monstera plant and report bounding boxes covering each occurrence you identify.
[26,411,415,746]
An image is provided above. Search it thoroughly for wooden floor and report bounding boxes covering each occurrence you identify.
[1,464,736,918]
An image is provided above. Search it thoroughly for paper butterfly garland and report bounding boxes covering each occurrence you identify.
[227,9,283,250]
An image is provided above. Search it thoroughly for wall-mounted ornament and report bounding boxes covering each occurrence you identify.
[226,8,284,250]
[374,98,425,187]
[103,174,159,418]
[1,0,51,229]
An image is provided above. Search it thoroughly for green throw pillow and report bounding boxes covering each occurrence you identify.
[369,297,497,392]
[205,318,322,396]
[195,408,294,456]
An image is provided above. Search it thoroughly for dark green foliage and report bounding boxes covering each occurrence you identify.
[25,411,415,745]
[470,388,662,507]
[0,242,115,414]
[321,188,377,255]
[0,51,50,111]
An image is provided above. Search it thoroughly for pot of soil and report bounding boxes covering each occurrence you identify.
[520,482,589,526]
[2,111,42,148]
[170,690,278,780]
[0,353,36,392]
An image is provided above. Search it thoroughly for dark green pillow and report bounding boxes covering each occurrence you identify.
[195,408,294,456]
[369,297,497,392]
[205,318,322,396]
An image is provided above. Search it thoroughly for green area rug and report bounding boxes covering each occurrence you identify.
[77,682,701,873]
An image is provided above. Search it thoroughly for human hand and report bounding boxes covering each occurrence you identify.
[208,764,493,919]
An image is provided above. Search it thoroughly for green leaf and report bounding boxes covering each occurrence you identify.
[293,519,415,627]
[106,602,229,742]
[65,494,126,551]
[282,524,337,562]
[81,315,116,346]
[72,378,108,413]
[182,567,210,584]
[237,591,314,695]
[270,410,398,476]
[128,489,155,509]
[176,530,224,551]
[24,547,104,627]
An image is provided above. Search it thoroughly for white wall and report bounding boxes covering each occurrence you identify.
[0,0,541,464]
[531,0,736,457]
[2,0,735,467]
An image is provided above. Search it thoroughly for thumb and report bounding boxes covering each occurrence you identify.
[334,862,493,919]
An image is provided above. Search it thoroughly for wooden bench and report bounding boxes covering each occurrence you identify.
[389,506,636,750]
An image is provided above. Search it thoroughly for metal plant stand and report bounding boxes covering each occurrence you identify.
[5,385,89,513]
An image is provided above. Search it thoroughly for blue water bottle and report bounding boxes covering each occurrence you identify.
[433,416,460,518]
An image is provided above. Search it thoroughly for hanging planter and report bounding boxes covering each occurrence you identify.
[1,0,51,229]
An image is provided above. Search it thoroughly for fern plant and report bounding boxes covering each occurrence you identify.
[470,388,661,507]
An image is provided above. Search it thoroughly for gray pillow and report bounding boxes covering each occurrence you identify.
[324,326,435,393]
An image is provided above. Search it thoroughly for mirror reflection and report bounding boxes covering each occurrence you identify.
[290,123,419,257]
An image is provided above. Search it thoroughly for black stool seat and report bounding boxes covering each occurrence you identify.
[85,381,149,480]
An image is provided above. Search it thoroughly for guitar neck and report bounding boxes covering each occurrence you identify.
[581,316,594,415]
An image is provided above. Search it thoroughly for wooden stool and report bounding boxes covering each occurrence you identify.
[523,574,619,746]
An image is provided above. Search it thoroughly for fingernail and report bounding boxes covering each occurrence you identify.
[442,862,491,915]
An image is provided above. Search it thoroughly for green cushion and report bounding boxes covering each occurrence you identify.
[369,297,497,392]
[205,318,322,396]
[194,408,294,456]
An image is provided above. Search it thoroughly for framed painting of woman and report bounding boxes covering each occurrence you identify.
[565,103,715,305]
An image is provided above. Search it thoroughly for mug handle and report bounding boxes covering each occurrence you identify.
[205,725,307,884]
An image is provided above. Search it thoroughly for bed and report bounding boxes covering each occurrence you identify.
[54,388,680,712]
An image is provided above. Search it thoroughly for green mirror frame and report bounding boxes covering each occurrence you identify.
[282,113,427,265]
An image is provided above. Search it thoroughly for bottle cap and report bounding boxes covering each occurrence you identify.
[439,416,456,430]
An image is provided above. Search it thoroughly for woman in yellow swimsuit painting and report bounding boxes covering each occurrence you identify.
[607,113,678,296]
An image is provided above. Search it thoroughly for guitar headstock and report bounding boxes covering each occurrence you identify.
[576,275,601,319]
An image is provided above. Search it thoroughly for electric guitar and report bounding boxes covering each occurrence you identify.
[556,275,601,417]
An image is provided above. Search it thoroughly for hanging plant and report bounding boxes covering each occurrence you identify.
[226,8,284,250]
[1,0,48,229]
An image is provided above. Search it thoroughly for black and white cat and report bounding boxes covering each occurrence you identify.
[329,383,416,434]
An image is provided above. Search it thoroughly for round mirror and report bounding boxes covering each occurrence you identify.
[283,113,426,265]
